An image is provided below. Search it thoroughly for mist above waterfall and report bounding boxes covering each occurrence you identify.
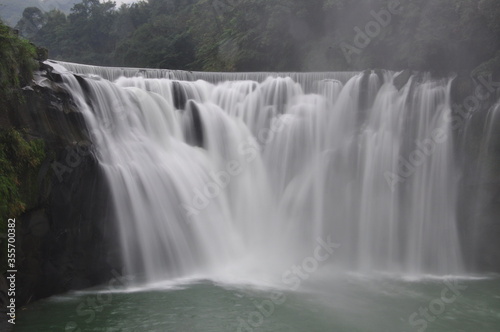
[10,0,498,75]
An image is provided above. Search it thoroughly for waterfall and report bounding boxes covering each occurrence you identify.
[50,61,465,282]
[463,101,500,270]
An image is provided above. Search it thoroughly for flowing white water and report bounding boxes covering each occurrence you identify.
[51,61,464,283]
[465,101,500,268]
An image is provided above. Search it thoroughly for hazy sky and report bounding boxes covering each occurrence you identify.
[114,0,140,5]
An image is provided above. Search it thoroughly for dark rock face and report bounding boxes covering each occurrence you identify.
[393,69,412,91]
[184,100,204,148]
[172,81,188,110]
[16,153,122,305]
[1,64,122,308]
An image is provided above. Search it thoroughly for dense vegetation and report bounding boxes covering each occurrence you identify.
[0,21,37,99]
[0,19,44,221]
[0,0,78,26]
[0,127,45,274]
[0,20,46,273]
[7,0,500,75]
[0,129,45,227]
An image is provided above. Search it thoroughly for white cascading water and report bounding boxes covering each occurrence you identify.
[50,61,464,283]
[465,101,500,265]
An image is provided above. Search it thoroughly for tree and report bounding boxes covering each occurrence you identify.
[15,7,46,39]
[114,14,195,69]
[31,10,68,60]
[11,0,500,74]
[65,0,117,64]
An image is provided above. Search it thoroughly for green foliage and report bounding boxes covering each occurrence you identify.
[115,14,196,69]
[0,129,45,274]
[0,20,37,107]
[0,0,41,26]
[31,10,69,60]
[9,0,500,74]
[0,0,78,26]
[15,7,46,39]
[0,129,45,223]
[0,20,44,242]
[0,20,37,83]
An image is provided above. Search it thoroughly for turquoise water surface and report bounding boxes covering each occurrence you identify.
[15,275,500,332]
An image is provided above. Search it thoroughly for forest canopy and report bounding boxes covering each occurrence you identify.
[6,0,500,75]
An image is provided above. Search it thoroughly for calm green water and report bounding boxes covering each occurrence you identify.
[15,275,500,332]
